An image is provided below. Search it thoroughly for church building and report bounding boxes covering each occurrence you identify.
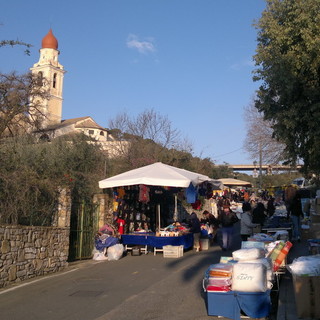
[30,29,126,157]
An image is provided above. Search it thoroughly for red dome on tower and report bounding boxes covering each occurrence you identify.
[41,29,58,50]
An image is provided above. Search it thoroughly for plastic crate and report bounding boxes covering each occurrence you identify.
[163,245,184,258]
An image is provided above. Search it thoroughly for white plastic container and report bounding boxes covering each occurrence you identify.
[200,238,209,250]
[163,245,184,258]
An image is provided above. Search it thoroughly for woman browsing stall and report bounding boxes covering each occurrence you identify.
[240,202,260,241]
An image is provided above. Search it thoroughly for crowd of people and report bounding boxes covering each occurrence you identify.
[188,186,307,252]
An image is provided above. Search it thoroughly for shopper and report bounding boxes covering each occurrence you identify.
[289,193,304,242]
[202,210,220,243]
[267,197,276,217]
[285,185,298,219]
[218,205,239,251]
[189,212,201,252]
[202,210,219,228]
[252,202,267,231]
[241,202,260,241]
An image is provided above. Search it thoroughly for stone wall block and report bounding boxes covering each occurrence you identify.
[35,239,42,248]
[33,259,43,271]
[1,239,10,254]
[17,249,25,262]
[25,247,37,254]
[25,242,32,248]
[8,265,17,281]
[25,253,36,260]
[10,241,18,251]
[27,230,33,243]
[39,252,46,259]
[16,269,27,278]
[4,228,10,240]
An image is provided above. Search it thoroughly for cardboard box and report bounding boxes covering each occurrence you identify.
[311,213,320,223]
[309,223,320,239]
[300,228,310,241]
[293,275,320,319]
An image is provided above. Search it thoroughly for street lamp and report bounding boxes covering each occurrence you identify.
[253,161,258,188]
[253,161,258,176]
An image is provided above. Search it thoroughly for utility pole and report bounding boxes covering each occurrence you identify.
[259,144,263,189]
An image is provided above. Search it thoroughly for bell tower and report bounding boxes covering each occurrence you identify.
[30,29,66,126]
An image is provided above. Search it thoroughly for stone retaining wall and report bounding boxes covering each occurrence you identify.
[0,225,70,288]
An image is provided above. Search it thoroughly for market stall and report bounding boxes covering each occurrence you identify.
[98,162,223,254]
[217,178,252,187]
[202,229,295,319]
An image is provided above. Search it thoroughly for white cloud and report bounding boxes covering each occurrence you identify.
[230,58,255,70]
[126,34,156,54]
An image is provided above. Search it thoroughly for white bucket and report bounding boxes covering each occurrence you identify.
[200,238,209,251]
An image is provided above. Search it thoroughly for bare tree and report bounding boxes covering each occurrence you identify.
[0,72,49,138]
[243,101,286,165]
[0,39,32,55]
[108,109,194,170]
[109,108,183,149]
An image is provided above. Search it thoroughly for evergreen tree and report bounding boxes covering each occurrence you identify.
[253,0,320,174]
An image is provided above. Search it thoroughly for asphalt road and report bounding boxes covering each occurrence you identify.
[0,226,243,320]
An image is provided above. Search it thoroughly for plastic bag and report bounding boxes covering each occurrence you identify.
[207,263,233,277]
[92,249,108,261]
[107,244,124,261]
[232,248,265,261]
[287,255,320,276]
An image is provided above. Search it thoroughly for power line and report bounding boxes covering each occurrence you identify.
[213,147,244,158]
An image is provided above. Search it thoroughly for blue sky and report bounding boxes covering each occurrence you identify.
[1,0,266,165]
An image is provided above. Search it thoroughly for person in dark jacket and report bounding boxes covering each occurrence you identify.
[218,206,239,251]
[252,202,267,229]
[202,210,220,227]
[202,210,220,243]
[189,212,201,252]
[267,197,276,217]
[289,193,304,241]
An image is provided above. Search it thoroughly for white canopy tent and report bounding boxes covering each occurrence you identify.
[217,178,252,187]
[99,162,223,227]
[99,162,223,189]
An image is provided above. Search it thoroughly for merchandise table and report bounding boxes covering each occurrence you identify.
[121,234,150,254]
[261,227,292,240]
[206,290,271,320]
[121,233,194,255]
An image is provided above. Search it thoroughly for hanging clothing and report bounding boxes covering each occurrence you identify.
[185,183,197,204]
[117,187,125,199]
[139,184,150,203]
[116,218,125,235]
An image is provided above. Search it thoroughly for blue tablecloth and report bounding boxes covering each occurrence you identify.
[206,290,271,320]
[121,233,193,249]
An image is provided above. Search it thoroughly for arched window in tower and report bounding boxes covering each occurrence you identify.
[53,73,57,88]
[37,71,43,86]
